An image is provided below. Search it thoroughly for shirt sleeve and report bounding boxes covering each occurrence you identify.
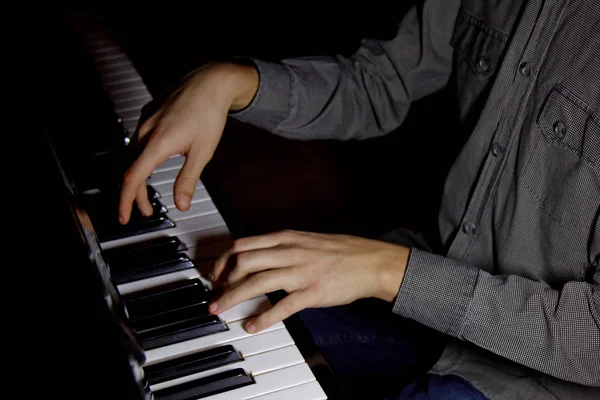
[230,0,460,141]
[394,248,600,387]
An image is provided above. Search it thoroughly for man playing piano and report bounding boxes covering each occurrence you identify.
[117,0,599,398]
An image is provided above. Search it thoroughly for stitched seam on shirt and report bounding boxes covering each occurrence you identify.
[284,64,297,124]
[459,12,510,42]
[538,129,600,172]
[556,84,600,123]
[521,181,593,231]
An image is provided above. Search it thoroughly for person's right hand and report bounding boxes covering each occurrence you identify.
[118,62,259,225]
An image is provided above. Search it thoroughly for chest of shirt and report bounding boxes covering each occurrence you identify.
[442,0,599,281]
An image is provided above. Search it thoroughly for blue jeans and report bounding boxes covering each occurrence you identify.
[298,299,488,400]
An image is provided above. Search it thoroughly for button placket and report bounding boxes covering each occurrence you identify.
[519,62,532,78]
[491,143,505,157]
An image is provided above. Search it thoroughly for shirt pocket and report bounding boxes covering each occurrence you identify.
[520,84,600,232]
[450,11,508,121]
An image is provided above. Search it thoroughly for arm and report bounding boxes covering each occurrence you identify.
[394,248,600,387]
[231,0,460,141]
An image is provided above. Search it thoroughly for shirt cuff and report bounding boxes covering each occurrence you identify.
[393,248,479,337]
[229,59,293,133]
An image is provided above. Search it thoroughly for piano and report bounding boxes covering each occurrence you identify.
[37,10,344,400]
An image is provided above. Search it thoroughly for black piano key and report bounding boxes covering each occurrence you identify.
[98,202,174,242]
[147,185,160,199]
[124,279,210,322]
[138,314,227,350]
[134,303,212,333]
[112,253,195,284]
[152,368,254,400]
[83,185,174,242]
[122,278,205,303]
[104,236,187,263]
[144,345,243,385]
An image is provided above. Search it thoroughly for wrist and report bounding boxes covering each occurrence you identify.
[376,245,410,303]
[209,62,259,111]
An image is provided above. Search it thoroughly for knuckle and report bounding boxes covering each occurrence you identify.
[278,230,295,241]
[231,238,246,252]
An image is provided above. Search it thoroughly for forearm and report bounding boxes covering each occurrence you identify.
[394,248,600,386]
[230,0,460,141]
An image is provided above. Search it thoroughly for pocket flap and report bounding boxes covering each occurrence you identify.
[450,12,508,78]
[537,85,600,170]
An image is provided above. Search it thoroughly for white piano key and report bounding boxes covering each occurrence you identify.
[144,323,295,366]
[99,212,229,249]
[183,239,233,261]
[176,225,231,249]
[114,94,152,112]
[89,44,119,55]
[147,168,182,186]
[152,179,204,196]
[155,155,185,173]
[151,345,305,391]
[144,320,286,365]
[116,107,143,122]
[97,58,133,72]
[102,67,141,83]
[114,87,152,103]
[202,363,316,400]
[161,188,211,209]
[111,80,147,94]
[167,199,218,222]
[228,328,295,359]
[94,51,128,63]
[104,74,143,88]
[250,381,327,400]
[219,295,271,324]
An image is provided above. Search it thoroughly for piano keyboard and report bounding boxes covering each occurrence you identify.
[72,13,327,400]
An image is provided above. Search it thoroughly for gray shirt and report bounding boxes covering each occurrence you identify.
[231,0,600,398]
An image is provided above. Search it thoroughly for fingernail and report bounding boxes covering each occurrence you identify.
[246,322,256,333]
[209,302,218,313]
[207,273,214,281]
[119,215,126,225]
[176,194,191,210]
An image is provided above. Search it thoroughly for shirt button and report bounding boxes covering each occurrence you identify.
[477,56,490,73]
[491,143,505,157]
[553,121,566,138]
[462,221,477,234]
[519,62,532,77]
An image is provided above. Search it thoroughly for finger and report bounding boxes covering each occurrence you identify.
[209,269,294,315]
[119,140,172,224]
[173,147,207,211]
[137,109,162,141]
[211,231,309,281]
[226,247,307,287]
[135,182,154,217]
[245,290,310,333]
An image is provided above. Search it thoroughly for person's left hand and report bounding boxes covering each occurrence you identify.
[207,230,410,334]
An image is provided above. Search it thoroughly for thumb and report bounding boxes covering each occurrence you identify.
[173,149,209,211]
